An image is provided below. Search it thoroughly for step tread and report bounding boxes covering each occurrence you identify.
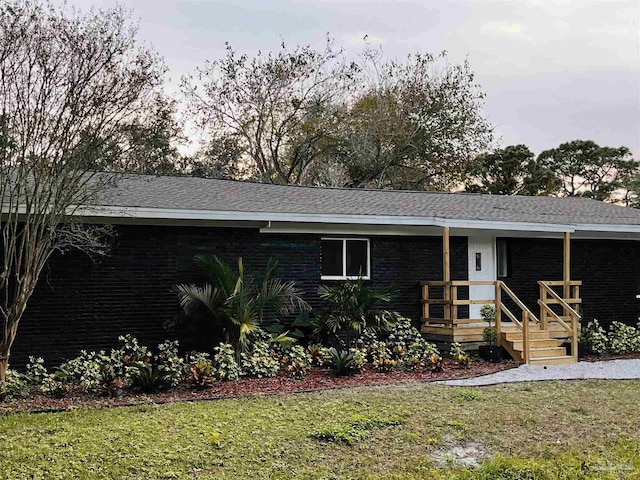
[528,356,576,365]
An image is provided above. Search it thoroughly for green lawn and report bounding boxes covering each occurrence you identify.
[0,380,639,479]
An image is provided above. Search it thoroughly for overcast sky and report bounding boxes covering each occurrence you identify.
[62,0,640,157]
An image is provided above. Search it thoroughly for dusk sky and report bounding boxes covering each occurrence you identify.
[60,0,639,157]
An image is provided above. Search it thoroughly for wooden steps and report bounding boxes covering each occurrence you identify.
[528,355,575,365]
[499,323,577,365]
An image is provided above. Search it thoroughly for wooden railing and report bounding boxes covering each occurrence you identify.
[495,281,540,364]
[421,280,497,328]
[538,280,582,362]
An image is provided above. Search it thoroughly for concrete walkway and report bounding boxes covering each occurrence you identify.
[442,359,640,387]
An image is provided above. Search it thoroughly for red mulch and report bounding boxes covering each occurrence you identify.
[0,360,515,415]
[581,352,640,362]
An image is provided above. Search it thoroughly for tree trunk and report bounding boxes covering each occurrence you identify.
[0,355,8,382]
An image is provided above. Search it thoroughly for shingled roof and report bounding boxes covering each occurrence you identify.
[89,173,640,231]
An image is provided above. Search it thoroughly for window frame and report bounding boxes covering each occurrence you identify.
[320,237,371,280]
[496,239,509,278]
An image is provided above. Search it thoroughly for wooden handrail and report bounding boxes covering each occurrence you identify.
[537,281,581,320]
[538,300,573,333]
[539,280,582,286]
[498,281,540,324]
[420,280,498,286]
[538,280,581,363]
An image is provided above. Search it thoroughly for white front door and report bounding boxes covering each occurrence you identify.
[467,233,496,319]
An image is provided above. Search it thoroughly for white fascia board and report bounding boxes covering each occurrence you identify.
[573,223,640,233]
[72,205,640,235]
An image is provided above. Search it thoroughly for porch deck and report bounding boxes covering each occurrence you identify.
[421,279,582,365]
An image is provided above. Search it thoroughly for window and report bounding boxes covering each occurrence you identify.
[497,240,508,278]
[321,238,370,279]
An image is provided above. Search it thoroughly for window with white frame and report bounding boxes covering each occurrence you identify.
[497,239,508,278]
[321,238,370,280]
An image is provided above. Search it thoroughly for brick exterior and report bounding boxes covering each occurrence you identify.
[12,225,639,368]
[10,225,468,367]
[500,237,640,329]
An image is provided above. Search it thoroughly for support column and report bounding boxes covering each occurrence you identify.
[563,232,571,301]
[443,227,451,282]
[443,227,451,325]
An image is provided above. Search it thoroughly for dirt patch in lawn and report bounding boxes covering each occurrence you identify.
[0,360,514,415]
[429,438,491,469]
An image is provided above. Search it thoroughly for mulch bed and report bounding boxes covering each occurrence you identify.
[581,352,640,362]
[0,360,515,415]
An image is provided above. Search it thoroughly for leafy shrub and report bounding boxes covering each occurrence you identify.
[608,321,640,355]
[155,340,184,388]
[361,316,440,372]
[480,304,496,324]
[58,350,111,393]
[580,319,608,355]
[349,348,366,370]
[307,344,328,366]
[0,369,29,401]
[212,343,241,381]
[385,316,427,353]
[40,371,72,399]
[283,345,311,378]
[367,341,395,372]
[240,340,280,378]
[313,277,397,348]
[190,360,214,389]
[327,348,359,376]
[405,340,439,370]
[450,342,470,368]
[310,414,404,445]
[25,356,47,385]
[480,305,499,346]
[428,353,444,372]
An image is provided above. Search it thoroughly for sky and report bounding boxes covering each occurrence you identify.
[59,0,639,158]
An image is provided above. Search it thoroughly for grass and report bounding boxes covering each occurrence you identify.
[0,380,638,479]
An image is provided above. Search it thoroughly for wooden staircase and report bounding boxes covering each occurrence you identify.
[496,280,582,365]
[500,323,575,365]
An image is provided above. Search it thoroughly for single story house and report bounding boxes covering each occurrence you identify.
[13,174,640,366]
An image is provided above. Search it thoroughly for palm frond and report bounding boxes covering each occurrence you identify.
[176,283,224,316]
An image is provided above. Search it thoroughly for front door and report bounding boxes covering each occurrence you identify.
[467,233,496,320]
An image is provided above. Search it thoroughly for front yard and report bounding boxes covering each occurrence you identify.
[1,379,639,479]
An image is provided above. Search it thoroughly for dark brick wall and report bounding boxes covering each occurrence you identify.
[10,225,467,367]
[500,237,640,329]
[11,225,178,367]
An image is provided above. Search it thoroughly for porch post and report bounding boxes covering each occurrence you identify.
[563,232,570,301]
[443,227,450,282]
[443,227,451,324]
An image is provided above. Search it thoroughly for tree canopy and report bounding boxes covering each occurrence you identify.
[182,40,494,189]
[464,145,557,196]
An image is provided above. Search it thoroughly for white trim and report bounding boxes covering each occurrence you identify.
[69,205,640,235]
[320,237,371,280]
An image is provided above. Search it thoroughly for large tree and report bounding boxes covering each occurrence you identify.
[184,41,493,189]
[0,1,166,380]
[465,145,558,195]
[335,50,493,190]
[537,140,638,201]
[183,38,357,185]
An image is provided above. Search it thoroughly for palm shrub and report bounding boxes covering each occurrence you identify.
[326,348,358,375]
[177,256,310,353]
[314,277,397,348]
